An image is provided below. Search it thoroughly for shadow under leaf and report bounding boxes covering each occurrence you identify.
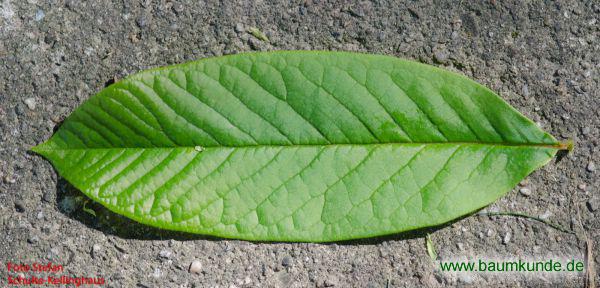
[56,178,470,244]
[55,178,220,241]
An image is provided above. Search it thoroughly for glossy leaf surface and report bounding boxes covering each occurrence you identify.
[33,51,560,242]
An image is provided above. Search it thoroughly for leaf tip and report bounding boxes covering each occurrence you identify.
[30,140,52,157]
[30,144,43,154]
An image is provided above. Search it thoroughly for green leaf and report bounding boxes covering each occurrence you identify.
[82,200,97,217]
[426,234,437,261]
[248,27,269,42]
[33,51,564,242]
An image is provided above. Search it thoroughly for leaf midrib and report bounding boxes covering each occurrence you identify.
[33,141,567,152]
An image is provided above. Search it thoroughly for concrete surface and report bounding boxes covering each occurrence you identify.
[1,0,598,287]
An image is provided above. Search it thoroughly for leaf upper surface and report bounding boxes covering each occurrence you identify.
[34,51,560,242]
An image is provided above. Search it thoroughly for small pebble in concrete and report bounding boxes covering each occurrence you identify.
[4,175,16,184]
[586,162,595,172]
[458,273,474,284]
[433,50,448,64]
[27,235,39,244]
[158,249,172,259]
[235,23,244,33]
[91,244,101,259]
[172,2,184,14]
[136,16,147,28]
[24,98,36,110]
[582,127,590,135]
[189,260,202,274]
[282,256,292,267]
[587,197,599,212]
[519,187,532,196]
[522,84,530,97]
[322,276,339,287]
[35,9,45,21]
[42,192,53,203]
[502,232,511,244]
[578,184,587,191]
[539,210,552,220]
[151,267,161,278]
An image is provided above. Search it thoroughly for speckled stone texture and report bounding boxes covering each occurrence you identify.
[1,1,598,287]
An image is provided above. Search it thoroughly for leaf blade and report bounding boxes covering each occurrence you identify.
[35,143,556,242]
[34,51,560,242]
